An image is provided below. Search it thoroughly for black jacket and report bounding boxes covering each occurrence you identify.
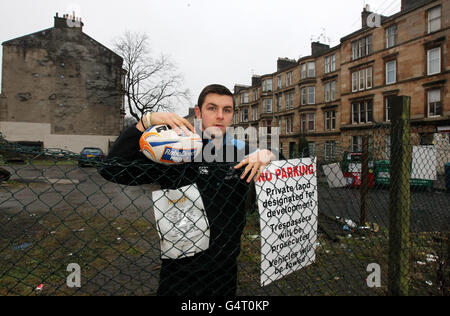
[98,125,258,268]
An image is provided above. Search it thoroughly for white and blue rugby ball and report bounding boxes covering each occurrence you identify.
[139,125,203,165]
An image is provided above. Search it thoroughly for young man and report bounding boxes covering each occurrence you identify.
[99,84,278,296]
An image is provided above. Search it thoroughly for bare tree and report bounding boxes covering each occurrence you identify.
[114,31,190,121]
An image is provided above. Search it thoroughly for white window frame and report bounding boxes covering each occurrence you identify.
[286,116,294,134]
[307,113,315,132]
[325,56,330,74]
[386,60,396,85]
[263,98,273,113]
[307,86,315,105]
[352,72,358,92]
[359,69,365,91]
[325,111,336,131]
[301,64,307,79]
[366,67,373,89]
[385,97,391,122]
[277,95,282,111]
[331,81,336,101]
[427,89,441,117]
[427,47,441,76]
[325,82,330,102]
[331,55,336,72]
[308,62,315,78]
[277,76,282,89]
[252,106,258,121]
[386,25,397,48]
[428,6,441,34]
[301,88,306,105]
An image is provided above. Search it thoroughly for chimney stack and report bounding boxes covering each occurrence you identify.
[361,5,372,28]
[54,12,84,31]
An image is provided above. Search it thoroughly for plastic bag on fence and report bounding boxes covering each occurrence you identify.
[152,184,210,259]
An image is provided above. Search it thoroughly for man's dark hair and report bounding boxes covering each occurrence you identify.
[197,84,235,110]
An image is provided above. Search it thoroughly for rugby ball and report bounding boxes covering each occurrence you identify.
[139,125,203,165]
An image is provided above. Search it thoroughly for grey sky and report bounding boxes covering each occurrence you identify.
[0,0,401,116]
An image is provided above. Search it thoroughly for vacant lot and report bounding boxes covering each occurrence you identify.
[0,163,448,295]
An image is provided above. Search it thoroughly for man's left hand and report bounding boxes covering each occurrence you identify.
[234,150,276,183]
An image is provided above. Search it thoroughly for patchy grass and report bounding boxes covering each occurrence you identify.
[0,210,160,296]
[0,209,447,296]
[237,212,448,296]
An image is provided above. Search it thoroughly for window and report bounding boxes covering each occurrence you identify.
[386,25,397,48]
[428,89,442,117]
[325,111,336,130]
[325,82,330,102]
[308,143,315,157]
[263,98,273,113]
[352,72,358,92]
[359,69,365,90]
[386,60,396,85]
[234,113,239,124]
[352,136,362,152]
[307,62,315,78]
[331,81,336,101]
[253,89,258,101]
[366,67,373,89]
[285,92,294,110]
[325,81,336,102]
[308,87,315,104]
[352,35,373,60]
[300,113,315,132]
[352,100,373,124]
[325,55,336,74]
[286,72,293,86]
[308,113,315,131]
[427,47,441,75]
[263,79,273,92]
[301,64,307,79]
[286,116,294,134]
[240,92,249,104]
[252,106,258,121]
[428,6,441,33]
[385,97,391,122]
[277,76,282,89]
[324,141,336,161]
[301,88,307,105]
[352,67,373,92]
[241,108,249,122]
[277,95,282,111]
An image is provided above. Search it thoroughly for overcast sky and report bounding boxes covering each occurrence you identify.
[0,0,401,116]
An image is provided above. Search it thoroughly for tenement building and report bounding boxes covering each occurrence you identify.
[232,0,449,166]
[0,13,125,153]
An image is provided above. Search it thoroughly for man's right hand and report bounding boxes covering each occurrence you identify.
[137,112,195,134]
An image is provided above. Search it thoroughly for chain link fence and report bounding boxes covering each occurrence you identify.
[0,121,448,296]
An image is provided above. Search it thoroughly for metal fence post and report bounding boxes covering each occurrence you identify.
[360,136,369,226]
[388,96,411,296]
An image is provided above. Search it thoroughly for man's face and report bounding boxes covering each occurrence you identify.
[195,93,234,136]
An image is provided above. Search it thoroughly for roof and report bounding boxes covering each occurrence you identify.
[2,26,121,60]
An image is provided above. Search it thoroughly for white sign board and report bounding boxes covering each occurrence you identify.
[411,146,437,180]
[255,158,318,287]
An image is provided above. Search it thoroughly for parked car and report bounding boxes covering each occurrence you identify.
[78,147,105,167]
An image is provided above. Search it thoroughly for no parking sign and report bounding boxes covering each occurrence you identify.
[255,158,318,287]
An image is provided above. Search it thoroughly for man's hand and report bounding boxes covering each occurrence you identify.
[138,112,195,135]
[234,150,276,183]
